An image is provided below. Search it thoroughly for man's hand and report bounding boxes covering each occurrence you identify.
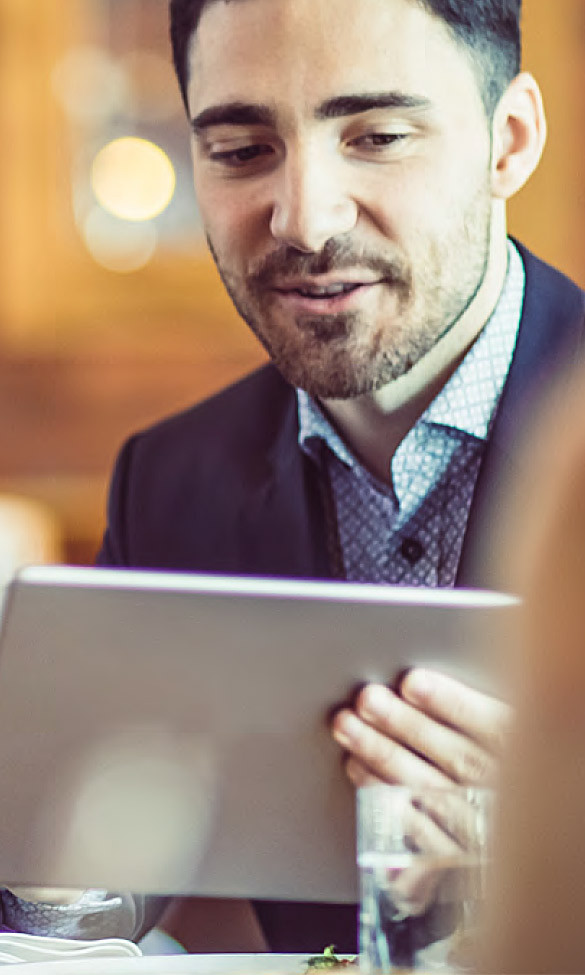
[331,669,511,788]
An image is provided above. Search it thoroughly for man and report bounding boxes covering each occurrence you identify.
[4,0,584,952]
[99,0,585,951]
[88,0,585,951]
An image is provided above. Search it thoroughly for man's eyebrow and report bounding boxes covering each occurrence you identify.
[191,102,276,132]
[314,92,432,120]
[190,92,432,133]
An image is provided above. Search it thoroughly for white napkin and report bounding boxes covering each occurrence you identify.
[0,932,141,964]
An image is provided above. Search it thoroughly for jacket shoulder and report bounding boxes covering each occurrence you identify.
[99,365,307,571]
[517,241,585,330]
[137,363,295,452]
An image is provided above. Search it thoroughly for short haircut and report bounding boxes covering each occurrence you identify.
[169,0,522,119]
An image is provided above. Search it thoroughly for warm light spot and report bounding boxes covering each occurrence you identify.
[91,137,176,222]
[52,47,128,122]
[83,207,157,273]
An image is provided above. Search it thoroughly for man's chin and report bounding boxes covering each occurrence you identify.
[246,316,411,398]
[271,358,387,401]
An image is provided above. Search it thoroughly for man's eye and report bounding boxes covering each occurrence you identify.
[351,132,409,149]
[209,144,273,167]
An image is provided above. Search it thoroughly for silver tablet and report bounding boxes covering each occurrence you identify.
[0,566,515,901]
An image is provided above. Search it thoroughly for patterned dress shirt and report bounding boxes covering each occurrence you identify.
[297,241,525,587]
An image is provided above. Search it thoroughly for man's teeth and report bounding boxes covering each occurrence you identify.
[296,283,361,297]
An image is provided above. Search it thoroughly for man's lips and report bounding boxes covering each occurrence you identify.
[269,276,385,311]
[272,274,383,295]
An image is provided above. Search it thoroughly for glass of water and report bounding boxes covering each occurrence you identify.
[358,784,493,973]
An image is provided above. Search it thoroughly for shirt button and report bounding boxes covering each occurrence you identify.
[400,537,424,565]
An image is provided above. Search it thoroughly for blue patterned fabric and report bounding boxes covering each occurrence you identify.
[298,241,525,586]
[0,889,143,940]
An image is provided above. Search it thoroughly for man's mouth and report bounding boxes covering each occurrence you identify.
[283,282,364,298]
[270,277,384,311]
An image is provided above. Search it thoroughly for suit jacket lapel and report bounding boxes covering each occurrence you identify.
[233,374,333,580]
[457,242,585,587]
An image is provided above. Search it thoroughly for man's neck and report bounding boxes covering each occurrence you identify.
[321,225,510,485]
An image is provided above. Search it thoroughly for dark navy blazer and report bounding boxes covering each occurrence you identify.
[97,243,585,950]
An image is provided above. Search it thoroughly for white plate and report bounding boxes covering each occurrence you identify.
[6,952,318,975]
[0,932,141,963]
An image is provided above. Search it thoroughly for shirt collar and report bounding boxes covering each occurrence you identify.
[423,240,524,439]
[298,239,525,462]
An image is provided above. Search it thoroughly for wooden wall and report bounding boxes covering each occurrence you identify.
[508,0,585,282]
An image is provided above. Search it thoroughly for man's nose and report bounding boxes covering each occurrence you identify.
[269,149,358,253]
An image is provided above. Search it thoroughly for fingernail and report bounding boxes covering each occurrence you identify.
[359,683,391,720]
[403,669,432,702]
[332,712,359,748]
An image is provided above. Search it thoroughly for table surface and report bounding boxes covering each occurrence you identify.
[6,953,321,974]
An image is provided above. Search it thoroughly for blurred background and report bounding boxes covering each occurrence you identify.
[0,0,582,572]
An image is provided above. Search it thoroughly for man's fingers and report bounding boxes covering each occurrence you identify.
[399,669,511,755]
[383,805,462,916]
[331,674,509,787]
[344,756,380,788]
[333,707,452,787]
[345,753,448,790]
[343,685,498,785]
[412,790,490,854]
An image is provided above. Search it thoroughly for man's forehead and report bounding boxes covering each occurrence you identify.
[192,0,437,39]
[187,0,474,116]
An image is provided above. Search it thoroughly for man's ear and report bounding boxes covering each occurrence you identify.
[491,72,547,200]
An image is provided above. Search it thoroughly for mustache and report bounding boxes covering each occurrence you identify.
[248,239,411,290]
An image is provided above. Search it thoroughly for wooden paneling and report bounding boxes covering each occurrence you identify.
[509,0,585,285]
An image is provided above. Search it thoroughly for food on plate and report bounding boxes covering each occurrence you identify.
[306,945,357,970]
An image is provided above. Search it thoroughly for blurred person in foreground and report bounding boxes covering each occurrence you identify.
[478,370,585,975]
[4,0,585,953]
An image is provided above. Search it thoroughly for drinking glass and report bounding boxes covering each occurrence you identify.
[358,784,493,973]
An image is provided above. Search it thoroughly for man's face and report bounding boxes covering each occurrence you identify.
[187,0,496,399]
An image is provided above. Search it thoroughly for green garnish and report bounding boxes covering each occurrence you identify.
[306,945,357,970]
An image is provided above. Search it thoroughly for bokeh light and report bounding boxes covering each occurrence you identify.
[82,207,157,273]
[52,47,128,123]
[91,137,176,222]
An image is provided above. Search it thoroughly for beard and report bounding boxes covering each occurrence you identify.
[206,178,493,400]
